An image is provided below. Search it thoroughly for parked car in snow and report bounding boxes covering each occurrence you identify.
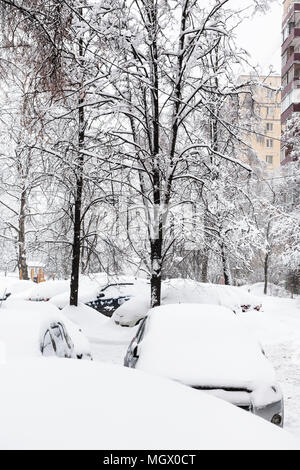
[46,276,150,313]
[52,317,93,361]
[10,280,70,303]
[0,359,296,450]
[85,283,138,317]
[124,304,284,427]
[40,321,74,358]
[0,301,92,361]
[113,278,262,327]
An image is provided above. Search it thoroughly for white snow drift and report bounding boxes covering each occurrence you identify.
[0,359,297,450]
[0,300,92,361]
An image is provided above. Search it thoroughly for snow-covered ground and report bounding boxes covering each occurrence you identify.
[61,303,138,365]
[88,294,300,439]
[1,277,300,442]
[1,359,297,450]
[239,295,300,438]
[240,282,293,299]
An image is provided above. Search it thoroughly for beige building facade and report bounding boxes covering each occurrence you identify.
[239,75,282,170]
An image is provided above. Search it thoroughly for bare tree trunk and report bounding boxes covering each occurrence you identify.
[264,251,269,295]
[150,236,162,308]
[70,27,85,307]
[70,162,83,306]
[221,244,231,285]
[201,255,209,283]
[150,158,163,307]
[149,1,162,308]
[264,221,272,296]
[18,189,29,280]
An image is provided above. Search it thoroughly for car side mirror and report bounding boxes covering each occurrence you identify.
[97,293,105,299]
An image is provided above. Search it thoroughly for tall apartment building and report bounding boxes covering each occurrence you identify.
[239,75,282,170]
[281,0,300,163]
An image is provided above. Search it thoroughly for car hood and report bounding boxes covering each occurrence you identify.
[191,385,282,409]
[136,345,277,407]
[135,309,277,405]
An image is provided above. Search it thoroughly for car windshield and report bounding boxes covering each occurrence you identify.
[136,317,147,343]
[101,284,135,298]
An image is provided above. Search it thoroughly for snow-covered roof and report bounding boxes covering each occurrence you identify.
[0,359,296,450]
[27,261,45,268]
[136,304,276,399]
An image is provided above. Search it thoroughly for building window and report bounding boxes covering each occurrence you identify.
[266,155,273,165]
[282,91,293,113]
[266,139,273,148]
[256,135,265,144]
[266,123,273,132]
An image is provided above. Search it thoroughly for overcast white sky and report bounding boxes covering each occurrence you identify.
[235,1,282,75]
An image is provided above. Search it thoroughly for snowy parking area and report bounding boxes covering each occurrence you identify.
[91,339,130,365]
[240,296,300,438]
[89,295,300,439]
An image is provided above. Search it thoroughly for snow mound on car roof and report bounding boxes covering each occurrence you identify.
[136,304,276,395]
[0,359,297,450]
[162,279,261,310]
[0,277,32,298]
[62,303,138,344]
[50,275,148,309]
[112,279,262,326]
[10,280,70,302]
[0,300,66,360]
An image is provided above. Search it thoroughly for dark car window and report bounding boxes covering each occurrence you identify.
[101,283,135,298]
[41,330,57,356]
[41,322,73,358]
[57,322,73,350]
[136,317,147,343]
[51,323,70,358]
[51,324,63,340]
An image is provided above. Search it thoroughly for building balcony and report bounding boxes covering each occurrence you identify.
[282,52,300,76]
[281,101,300,123]
[282,76,300,98]
[283,3,300,28]
[282,80,293,99]
[282,28,300,54]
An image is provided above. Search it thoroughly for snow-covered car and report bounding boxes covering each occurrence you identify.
[0,278,32,297]
[62,318,93,361]
[124,304,284,427]
[0,277,32,303]
[113,278,262,327]
[48,276,149,312]
[85,282,140,317]
[0,301,92,361]
[10,279,70,303]
[0,359,296,450]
